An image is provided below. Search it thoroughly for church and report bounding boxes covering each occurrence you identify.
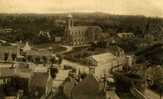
[64,14,102,46]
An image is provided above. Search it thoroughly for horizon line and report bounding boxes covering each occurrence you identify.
[0,11,162,18]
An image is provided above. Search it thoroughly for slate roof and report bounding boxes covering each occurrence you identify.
[0,46,17,60]
[69,26,102,32]
[71,75,105,99]
[30,72,48,88]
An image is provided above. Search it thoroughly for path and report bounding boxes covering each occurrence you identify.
[59,45,73,54]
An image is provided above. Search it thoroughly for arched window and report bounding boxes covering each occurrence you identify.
[71,20,73,27]
[71,31,73,35]
[78,31,80,36]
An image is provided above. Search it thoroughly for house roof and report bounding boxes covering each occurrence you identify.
[91,52,115,66]
[0,46,17,53]
[7,62,33,78]
[71,75,104,99]
[0,67,15,78]
[22,42,31,52]
[30,72,48,88]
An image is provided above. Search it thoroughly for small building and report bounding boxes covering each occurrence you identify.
[54,36,62,42]
[90,53,117,79]
[39,31,51,39]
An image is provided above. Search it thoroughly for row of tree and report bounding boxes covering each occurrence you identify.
[3,52,63,65]
[0,13,163,44]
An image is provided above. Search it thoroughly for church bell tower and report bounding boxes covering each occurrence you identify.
[64,14,73,42]
[67,14,73,29]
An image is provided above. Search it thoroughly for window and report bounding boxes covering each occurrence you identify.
[71,20,73,26]
[71,32,73,35]
[78,31,80,35]
[0,79,3,85]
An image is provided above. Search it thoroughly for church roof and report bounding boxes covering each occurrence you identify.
[70,26,88,31]
[69,26,102,32]
[66,14,102,32]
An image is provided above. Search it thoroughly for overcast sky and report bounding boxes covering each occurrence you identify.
[0,0,163,17]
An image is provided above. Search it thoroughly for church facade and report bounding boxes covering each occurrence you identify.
[64,14,102,46]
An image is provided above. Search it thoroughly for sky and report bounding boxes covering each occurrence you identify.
[0,0,163,17]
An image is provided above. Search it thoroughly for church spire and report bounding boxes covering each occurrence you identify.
[67,14,73,28]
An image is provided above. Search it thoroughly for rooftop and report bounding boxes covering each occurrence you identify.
[0,67,15,78]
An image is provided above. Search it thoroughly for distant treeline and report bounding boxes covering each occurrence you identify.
[0,13,163,43]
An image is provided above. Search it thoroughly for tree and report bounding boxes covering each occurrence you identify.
[156,78,163,99]
[85,57,97,66]
[56,54,63,65]
[11,53,17,61]
[42,56,47,65]
[4,52,9,62]
[35,56,41,64]
[49,67,58,79]
[89,42,96,51]
[49,56,57,64]
[27,55,33,62]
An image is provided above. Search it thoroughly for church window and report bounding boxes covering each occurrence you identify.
[71,20,73,26]
[79,31,80,35]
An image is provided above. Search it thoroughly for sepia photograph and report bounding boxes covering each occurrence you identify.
[0,0,163,99]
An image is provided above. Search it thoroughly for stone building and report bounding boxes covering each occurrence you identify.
[64,14,102,46]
